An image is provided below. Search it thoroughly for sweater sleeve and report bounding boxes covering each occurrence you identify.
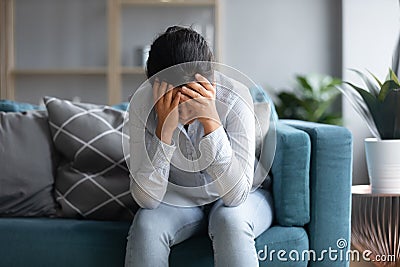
[200,97,255,206]
[129,118,176,209]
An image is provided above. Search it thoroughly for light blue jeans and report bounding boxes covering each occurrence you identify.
[125,188,273,267]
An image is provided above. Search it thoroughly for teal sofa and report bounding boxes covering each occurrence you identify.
[0,100,352,267]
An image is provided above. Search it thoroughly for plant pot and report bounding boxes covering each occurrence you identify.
[365,138,400,194]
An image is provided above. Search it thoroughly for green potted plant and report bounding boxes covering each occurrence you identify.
[339,69,400,193]
[275,74,342,125]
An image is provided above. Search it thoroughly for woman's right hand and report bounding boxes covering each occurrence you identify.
[153,79,181,145]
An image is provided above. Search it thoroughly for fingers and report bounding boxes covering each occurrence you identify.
[153,79,175,108]
[165,84,174,106]
[172,91,181,107]
[185,81,209,97]
[152,78,161,103]
[152,78,168,101]
[195,73,215,92]
[159,81,168,103]
[179,93,189,103]
[172,87,179,99]
[181,86,201,99]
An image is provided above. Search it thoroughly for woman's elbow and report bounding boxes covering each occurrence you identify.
[137,199,161,209]
[223,199,243,207]
[222,188,250,207]
[131,189,162,209]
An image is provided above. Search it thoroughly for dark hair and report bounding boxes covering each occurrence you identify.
[146,26,213,85]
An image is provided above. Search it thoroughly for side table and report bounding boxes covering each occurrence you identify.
[352,185,400,267]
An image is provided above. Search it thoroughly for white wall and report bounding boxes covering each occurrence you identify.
[342,0,399,184]
[220,0,400,185]
[219,0,342,91]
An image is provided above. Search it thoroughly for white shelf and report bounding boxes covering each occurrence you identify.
[120,0,215,6]
[11,68,108,75]
[121,67,146,74]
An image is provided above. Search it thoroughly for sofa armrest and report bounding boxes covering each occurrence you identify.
[268,122,311,227]
[283,120,352,267]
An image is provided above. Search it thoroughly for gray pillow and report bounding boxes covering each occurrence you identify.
[0,110,58,217]
[44,97,138,221]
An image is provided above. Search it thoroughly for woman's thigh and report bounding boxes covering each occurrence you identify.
[129,202,207,246]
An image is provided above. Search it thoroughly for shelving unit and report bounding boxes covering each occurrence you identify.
[120,0,215,6]
[1,0,219,105]
[121,67,146,75]
[10,68,108,75]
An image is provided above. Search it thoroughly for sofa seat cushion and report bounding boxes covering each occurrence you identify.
[0,110,58,217]
[0,218,308,267]
[0,218,129,267]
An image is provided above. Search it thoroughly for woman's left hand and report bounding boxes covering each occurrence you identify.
[179,74,221,135]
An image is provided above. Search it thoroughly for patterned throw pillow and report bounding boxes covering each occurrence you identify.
[44,97,137,221]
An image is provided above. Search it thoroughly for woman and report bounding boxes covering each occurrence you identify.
[125,26,273,267]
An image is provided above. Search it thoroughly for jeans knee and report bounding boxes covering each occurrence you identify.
[208,207,251,239]
[128,210,164,241]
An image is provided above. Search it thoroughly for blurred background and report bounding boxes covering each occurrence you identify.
[0,0,399,187]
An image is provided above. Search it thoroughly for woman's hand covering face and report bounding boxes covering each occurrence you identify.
[178,73,220,127]
[153,78,181,144]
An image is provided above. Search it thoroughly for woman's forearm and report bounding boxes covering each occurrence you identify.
[130,130,176,209]
[200,126,254,206]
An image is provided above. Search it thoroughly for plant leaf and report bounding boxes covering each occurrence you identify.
[345,81,381,131]
[393,36,400,75]
[320,80,342,95]
[277,75,341,125]
[378,80,400,102]
[277,92,302,107]
[314,94,339,120]
[350,69,380,97]
[394,91,400,139]
[276,92,303,119]
[328,78,343,87]
[380,89,400,139]
[296,76,313,93]
[389,68,400,85]
[320,77,342,91]
[337,84,380,138]
[367,70,383,88]
[322,114,343,125]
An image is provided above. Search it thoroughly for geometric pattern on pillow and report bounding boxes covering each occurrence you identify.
[44,96,137,221]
